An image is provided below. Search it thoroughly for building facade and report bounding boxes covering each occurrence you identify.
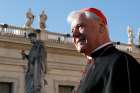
[0,24,139,93]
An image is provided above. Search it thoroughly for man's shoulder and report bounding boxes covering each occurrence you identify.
[116,49,137,61]
[101,47,138,65]
[111,48,140,68]
[111,47,134,58]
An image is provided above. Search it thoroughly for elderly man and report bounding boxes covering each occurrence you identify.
[67,7,140,93]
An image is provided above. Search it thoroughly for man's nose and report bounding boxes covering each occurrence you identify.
[72,29,81,38]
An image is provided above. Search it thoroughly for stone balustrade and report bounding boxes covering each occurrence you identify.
[0,24,31,38]
[0,24,73,44]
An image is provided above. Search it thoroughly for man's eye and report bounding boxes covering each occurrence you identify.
[71,29,74,33]
[77,24,84,30]
[77,25,82,28]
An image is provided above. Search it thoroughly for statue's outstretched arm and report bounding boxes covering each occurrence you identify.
[21,50,29,60]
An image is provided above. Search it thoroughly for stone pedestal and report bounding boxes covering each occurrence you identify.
[37,30,48,41]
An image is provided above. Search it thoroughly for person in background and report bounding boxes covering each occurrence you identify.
[67,7,140,93]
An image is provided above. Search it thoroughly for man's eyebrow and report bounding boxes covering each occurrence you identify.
[77,23,85,27]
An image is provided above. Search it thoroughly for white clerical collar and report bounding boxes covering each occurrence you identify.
[91,42,112,54]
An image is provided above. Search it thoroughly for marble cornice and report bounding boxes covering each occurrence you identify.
[47,69,82,77]
[0,56,26,66]
[0,40,31,50]
[44,40,75,50]
[0,40,81,56]
[0,36,82,56]
[46,46,83,56]
[47,60,85,66]
[0,35,31,49]
[47,62,85,72]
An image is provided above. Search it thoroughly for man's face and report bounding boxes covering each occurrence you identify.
[70,14,101,55]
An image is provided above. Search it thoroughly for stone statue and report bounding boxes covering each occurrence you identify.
[138,28,140,46]
[21,33,47,93]
[39,10,47,30]
[127,26,134,45]
[25,8,35,28]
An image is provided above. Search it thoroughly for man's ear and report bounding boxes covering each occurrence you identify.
[99,23,105,33]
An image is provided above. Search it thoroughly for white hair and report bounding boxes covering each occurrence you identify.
[67,10,100,24]
[67,10,109,33]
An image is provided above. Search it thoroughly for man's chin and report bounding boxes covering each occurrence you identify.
[77,47,90,55]
[77,48,86,54]
[76,45,88,54]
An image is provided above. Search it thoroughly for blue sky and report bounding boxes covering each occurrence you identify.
[0,0,140,44]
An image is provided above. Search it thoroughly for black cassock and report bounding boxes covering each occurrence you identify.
[76,44,140,93]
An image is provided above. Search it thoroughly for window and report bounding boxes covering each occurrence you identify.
[59,85,74,93]
[0,82,12,93]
